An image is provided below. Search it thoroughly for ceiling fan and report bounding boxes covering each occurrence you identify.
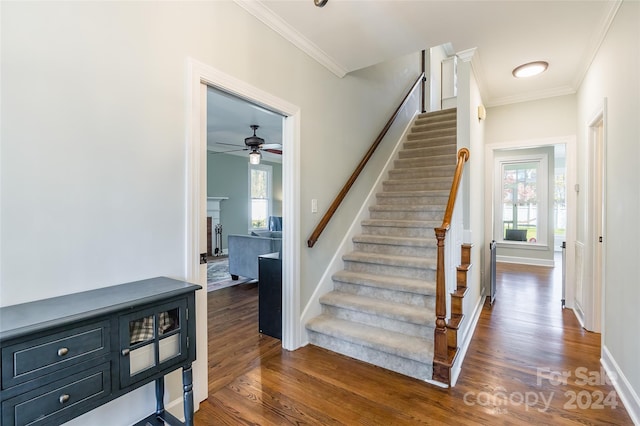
[212,124,282,164]
[244,125,282,155]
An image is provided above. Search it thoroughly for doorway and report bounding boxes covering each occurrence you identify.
[485,136,576,311]
[583,106,605,332]
[185,58,301,406]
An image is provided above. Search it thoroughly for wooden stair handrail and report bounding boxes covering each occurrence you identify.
[440,148,470,231]
[307,72,426,248]
[433,147,470,385]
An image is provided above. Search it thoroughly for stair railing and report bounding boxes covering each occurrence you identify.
[307,71,426,248]
[433,147,470,384]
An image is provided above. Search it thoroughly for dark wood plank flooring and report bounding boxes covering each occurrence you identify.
[196,261,633,425]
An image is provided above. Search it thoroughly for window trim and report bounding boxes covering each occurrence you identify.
[494,152,549,247]
[248,163,273,232]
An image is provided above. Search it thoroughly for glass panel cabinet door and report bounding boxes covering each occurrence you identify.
[118,299,188,387]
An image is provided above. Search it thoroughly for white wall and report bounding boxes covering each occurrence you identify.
[450,52,485,382]
[1,1,420,424]
[486,94,577,142]
[577,1,640,420]
[429,45,448,111]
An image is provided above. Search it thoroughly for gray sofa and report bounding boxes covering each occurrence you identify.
[227,231,282,280]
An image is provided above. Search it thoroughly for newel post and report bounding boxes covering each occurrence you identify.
[433,226,449,381]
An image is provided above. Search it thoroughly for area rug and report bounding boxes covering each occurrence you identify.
[207,258,253,292]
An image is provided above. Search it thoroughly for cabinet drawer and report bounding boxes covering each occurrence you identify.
[2,363,110,426]
[2,321,110,389]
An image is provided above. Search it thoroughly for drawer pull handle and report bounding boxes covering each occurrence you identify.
[59,394,70,404]
[57,348,69,357]
[121,348,130,356]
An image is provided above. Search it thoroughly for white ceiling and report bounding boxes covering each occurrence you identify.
[209,0,621,157]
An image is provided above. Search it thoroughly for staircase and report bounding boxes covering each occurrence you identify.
[307,108,469,383]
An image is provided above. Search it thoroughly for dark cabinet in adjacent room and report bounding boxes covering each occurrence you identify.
[258,252,282,339]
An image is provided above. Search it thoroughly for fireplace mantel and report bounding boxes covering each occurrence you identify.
[207,196,228,225]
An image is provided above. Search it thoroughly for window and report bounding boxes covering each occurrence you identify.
[495,153,548,245]
[249,164,272,231]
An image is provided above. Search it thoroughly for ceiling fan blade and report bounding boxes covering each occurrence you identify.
[216,141,245,148]
[209,148,247,154]
[261,143,282,149]
[263,148,282,155]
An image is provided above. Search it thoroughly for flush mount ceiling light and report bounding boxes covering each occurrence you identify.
[512,61,549,78]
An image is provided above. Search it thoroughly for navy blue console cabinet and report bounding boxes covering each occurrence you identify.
[0,277,201,426]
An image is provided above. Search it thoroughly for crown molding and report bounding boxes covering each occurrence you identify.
[486,85,576,108]
[234,0,348,78]
[571,0,623,90]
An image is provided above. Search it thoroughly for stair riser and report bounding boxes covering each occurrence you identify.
[411,120,456,132]
[398,145,456,159]
[382,180,451,192]
[369,209,444,221]
[361,225,435,238]
[407,128,456,141]
[394,156,456,169]
[375,195,450,205]
[353,242,437,258]
[369,204,446,215]
[307,334,432,381]
[334,281,435,308]
[389,167,455,180]
[344,260,436,280]
[415,111,456,124]
[403,139,456,152]
[321,305,433,338]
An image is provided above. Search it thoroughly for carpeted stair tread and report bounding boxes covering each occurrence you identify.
[383,176,454,186]
[412,120,456,130]
[320,291,432,324]
[361,218,441,228]
[306,315,433,364]
[352,234,437,249]
[394,155,456,168]
[400,141,456,153]
[332,270,436,295]
[343,251,436,269]
[416,108,456,119]
[389,164,456,179]
[369,204,445,213]
[403,136,457,150]
[377,189,449,198]
[411,118,456,132]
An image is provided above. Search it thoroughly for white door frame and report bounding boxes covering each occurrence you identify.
[185,58,302,396]
[585,101,607,333]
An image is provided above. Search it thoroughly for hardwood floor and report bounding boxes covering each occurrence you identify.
[196,261,633,425]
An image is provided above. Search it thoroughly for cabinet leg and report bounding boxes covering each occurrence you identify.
[183,364,194,426]
[155,377,165,416]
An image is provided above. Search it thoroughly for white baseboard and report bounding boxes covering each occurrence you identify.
[450,294,484,387]
[601,345,640,425]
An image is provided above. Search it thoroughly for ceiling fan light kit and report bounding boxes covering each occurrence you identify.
[249,148,261,165]
[246,124,264,164]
